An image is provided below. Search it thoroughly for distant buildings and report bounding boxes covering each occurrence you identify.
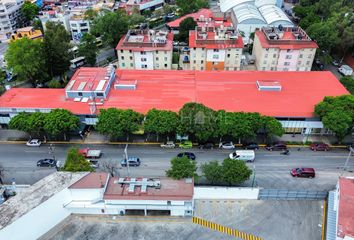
[39,10,70,32]
[187,26,243,71]
[69,11,90,42]
[124,0,164,14]
[10,26,43,41]
[252,26,318,71]
[0,0,24,41]
[116,29,173,70]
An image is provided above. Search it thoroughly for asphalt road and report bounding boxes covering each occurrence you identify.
[0,143,353,191]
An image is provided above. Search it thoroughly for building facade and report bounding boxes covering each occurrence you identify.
[188,26,243,71]
[69,12,90,42]
[252,26,318,71]
[0,0,23,41]
[39,10,70,32]
[116,29,173,70]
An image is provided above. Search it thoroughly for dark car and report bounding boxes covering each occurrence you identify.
[177,152,196,160]
[242,142,259,150]
[37,158,56,167]
[199,142,214,149]
[290,168,315,178]
[120,157,140,167]
[265,143,287,151]
[310,143,330,151]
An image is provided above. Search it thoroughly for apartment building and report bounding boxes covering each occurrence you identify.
[116,29,173,70]
[188,26,243,71]
[39,10,70,32]
[252,26,318,71]
[69,12,90,42]
[0,0,24,41]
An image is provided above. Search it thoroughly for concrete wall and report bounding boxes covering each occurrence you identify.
[194,187,259,200]
[0,189,72,240]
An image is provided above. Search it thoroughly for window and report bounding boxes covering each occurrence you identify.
[262,67,266,70]
[121,56,124,60]
[202,48,205,50]
[286,49,292,53]
[80,23,87,27]
[129,50,132,53]
[285,55,292,59]
[194,60,196,64]
[120,50,123,53]
[156,50,158,54]
[213,55,218,59]
[308,54,312,59]
[201,60,204,64]
[265,54,268,58]
[141,58,147,62]
[283,68,289,71]
[130,56,133,60]
[299,54,303,58]
[96,92,104,97]
[193,47,196,50]
[78,92,83,96]
[226,67,229,70]
[164,51,167,54]
[141,64,147,68]
[270,67,274,70]
[201,67,204,70]
[263,60,267,64]
[130,63,133,67]
[156,57,159,61]
[273,54,277,58]
[164,57,167,61]
[227,54,230,58]
[164,64,167,68]
[140,51,146,55]
[122,63,125,67]
[284,62,290,66]
[156,63,159,68]
[306,61,310,65]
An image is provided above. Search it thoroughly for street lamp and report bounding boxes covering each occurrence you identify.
[343,146,353,172]
[124,144,130,177]
[48,144,55,161]
[251,165,256,188]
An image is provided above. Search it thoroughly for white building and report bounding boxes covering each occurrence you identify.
[0,0,24,41]
[69,12,90,42]
[39,10,70,32]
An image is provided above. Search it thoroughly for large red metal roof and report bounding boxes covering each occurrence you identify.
[337,177,354,238]
[0,69,348,118]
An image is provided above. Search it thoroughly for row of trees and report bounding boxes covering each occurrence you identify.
[166,156,252,186]
[96,102,284,142]
[176,0,208,15]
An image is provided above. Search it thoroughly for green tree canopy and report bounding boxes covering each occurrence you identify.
[307,21,340,52]
[9,112,30,133]
[261,116,284,141]
[43,22,72,77]
[47,79,62,88]
[322,110,352,141]
[19,2,39,27]
[144,109,179,140]
[340,76,354,95]
[5,38,47,86]
[9,112,47,138]
[44,109,80,140]
[84,9,99,21]
[176,0,208,15]
[63,147,93,172]
[201,161,223,184]
[96,108,143,140]
[91,10,129,48]
[0,70,5,94]
[166,156,197,179]
[177,17,197,43]
[221,158,252,186]
[78,33,98,66]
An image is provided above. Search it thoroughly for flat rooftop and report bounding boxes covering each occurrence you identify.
[69,172,109,189]
[0,69,349,118]
[67,67,112,92]
[337,177,354,238]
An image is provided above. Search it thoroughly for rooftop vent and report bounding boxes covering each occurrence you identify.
[115,178,161,194]
[257,81,282,92]
[114,80,137,90]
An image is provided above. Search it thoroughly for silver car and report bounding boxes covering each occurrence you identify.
[26,139,42,147]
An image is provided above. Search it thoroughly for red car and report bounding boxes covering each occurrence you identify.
[290,168,315,178]
[310,143,330,151]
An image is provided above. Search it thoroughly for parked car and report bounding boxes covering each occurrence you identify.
[160,141,176,148]
[290,167,315,178]
[219,141,235,149]
[26,139,42,147]
[120,157,141,167]
[338,64,353,76]
[332,59,340,66]
[242,142,259,150]
[310,143,330,151]
[37,158,56,167]
[179,141,193,149]
[177,152,196,160]
[199,142,214,149]
[87,159,99,168]
[265,143,287,151]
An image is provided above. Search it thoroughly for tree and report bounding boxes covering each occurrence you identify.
[177,17,197,43]
[47,79,62,88]
[79,33,98,66]
[261,116,284,141]
[63,147,93,172]
[5,38,46,86]
[340,76,354,94]
[84,9,98,21]
[322,110,352,142]
[201,161,223,184]
[221,158,252,186]
[144,109,179,141]
[91,10,129,48]
[27,112,47,139]
[101,159,119,177]
[166,156,197,179]
[44,109,80,140]
[0,70,6,94]
[178,102,217,142]
[128,13,146,27]
[19,2,39,27]
[307,21,340,52]
[9,112,30,133]
[176,0,208,15]
[96,108,143,140]
[43,22,72,77]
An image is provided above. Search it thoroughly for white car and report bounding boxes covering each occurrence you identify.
[26,139,42,147]
[219,141,235,149]
[160,141,176,148]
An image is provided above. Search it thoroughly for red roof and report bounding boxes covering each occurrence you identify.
[116,32,173,52]
[337,177,354,238]
[0,70,349,118]
[189,30,244,49]
[68,67,111,92]
[69,173,109,189]
[104,177,194,201]
[255,31,318,50]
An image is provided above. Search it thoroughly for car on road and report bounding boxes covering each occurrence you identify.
[120,157,140,167]
[177,152,196,160]
[37,158,56,167]
[242,142,259,150]
[179,141,193,149]
[219,141,235,149]
[290,167,315,178]
[199,142,214,149]
[310,143,330,151]
[265,143,287,151]
[160,141,176,148]
[26,139,42,147]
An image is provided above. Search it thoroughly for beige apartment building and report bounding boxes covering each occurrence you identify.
[116,29,173,70]
[252,26,318,71]
[187,26,244,71]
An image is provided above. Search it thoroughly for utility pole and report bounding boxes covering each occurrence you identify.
[343,146,353,172]
[251,165,256,188]
[124,144,130,177]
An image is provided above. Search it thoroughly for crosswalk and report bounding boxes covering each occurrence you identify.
[192,216,263,240]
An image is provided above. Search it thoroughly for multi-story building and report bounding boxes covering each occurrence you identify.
[116,29,173,70]
[0,0,24,41]
[125,0,164,14]
[39,10,70,32]
[10,26,43,41]
[252,26,318,71]
[188,26,244,71]
[69,12,90,42]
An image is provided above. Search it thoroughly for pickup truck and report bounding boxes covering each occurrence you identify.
[79,148,102,158]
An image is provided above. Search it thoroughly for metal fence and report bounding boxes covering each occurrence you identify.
[258,189,327,200]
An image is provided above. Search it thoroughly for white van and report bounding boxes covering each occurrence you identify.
[229,150,255,162]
